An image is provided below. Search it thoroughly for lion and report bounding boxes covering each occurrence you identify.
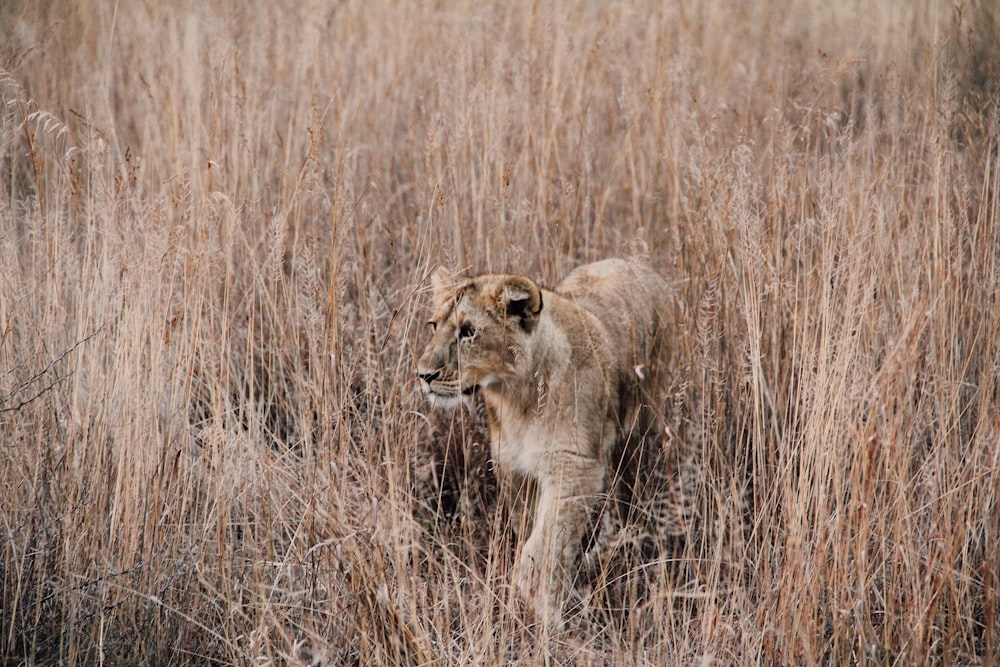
[416,258,671,625]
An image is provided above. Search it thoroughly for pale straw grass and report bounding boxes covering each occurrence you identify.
[1,0,997,663]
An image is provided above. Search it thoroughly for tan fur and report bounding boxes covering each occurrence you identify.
[416,258,670,625]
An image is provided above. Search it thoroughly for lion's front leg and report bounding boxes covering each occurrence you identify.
[497,468,536,541]
[515,463,604,626]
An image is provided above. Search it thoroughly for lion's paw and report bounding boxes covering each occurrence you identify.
[515,546,564,627]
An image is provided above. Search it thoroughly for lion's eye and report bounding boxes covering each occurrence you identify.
[458,322,476,340]
[426,321,438,332]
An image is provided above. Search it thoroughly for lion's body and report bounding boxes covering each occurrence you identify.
[417,258,670,624]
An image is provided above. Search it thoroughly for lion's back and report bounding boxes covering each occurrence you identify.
[555,258,670,370]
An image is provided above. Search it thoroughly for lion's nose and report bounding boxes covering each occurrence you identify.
[418,370,440,384]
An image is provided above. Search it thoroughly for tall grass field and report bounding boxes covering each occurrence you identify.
[2,1,999,664]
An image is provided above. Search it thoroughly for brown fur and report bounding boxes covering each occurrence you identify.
[416,258,671,625]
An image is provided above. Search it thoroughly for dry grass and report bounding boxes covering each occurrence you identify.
[2,0,998,664]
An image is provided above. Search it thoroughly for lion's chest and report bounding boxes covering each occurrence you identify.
[486,398,607,482]
[492,421,558,477]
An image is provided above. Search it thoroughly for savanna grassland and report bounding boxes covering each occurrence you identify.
[2,1,999,664]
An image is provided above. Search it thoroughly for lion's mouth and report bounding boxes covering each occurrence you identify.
[425,383,476,400]
[418,367,490,404]
[419,374,477,404]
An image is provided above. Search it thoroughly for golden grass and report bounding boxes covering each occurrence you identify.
[1,0,998,663]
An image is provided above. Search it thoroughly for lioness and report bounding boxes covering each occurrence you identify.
[417,258,670,625]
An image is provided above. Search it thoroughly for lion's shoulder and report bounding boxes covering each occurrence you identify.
[553,258,670,349]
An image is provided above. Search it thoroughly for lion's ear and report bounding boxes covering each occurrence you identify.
[496,276,543,333]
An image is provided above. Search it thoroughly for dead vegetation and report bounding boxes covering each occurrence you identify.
[1,0,998,663]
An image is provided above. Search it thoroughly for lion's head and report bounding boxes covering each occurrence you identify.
[416,267,543,407]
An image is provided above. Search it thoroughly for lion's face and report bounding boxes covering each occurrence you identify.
[417,268,542,407]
